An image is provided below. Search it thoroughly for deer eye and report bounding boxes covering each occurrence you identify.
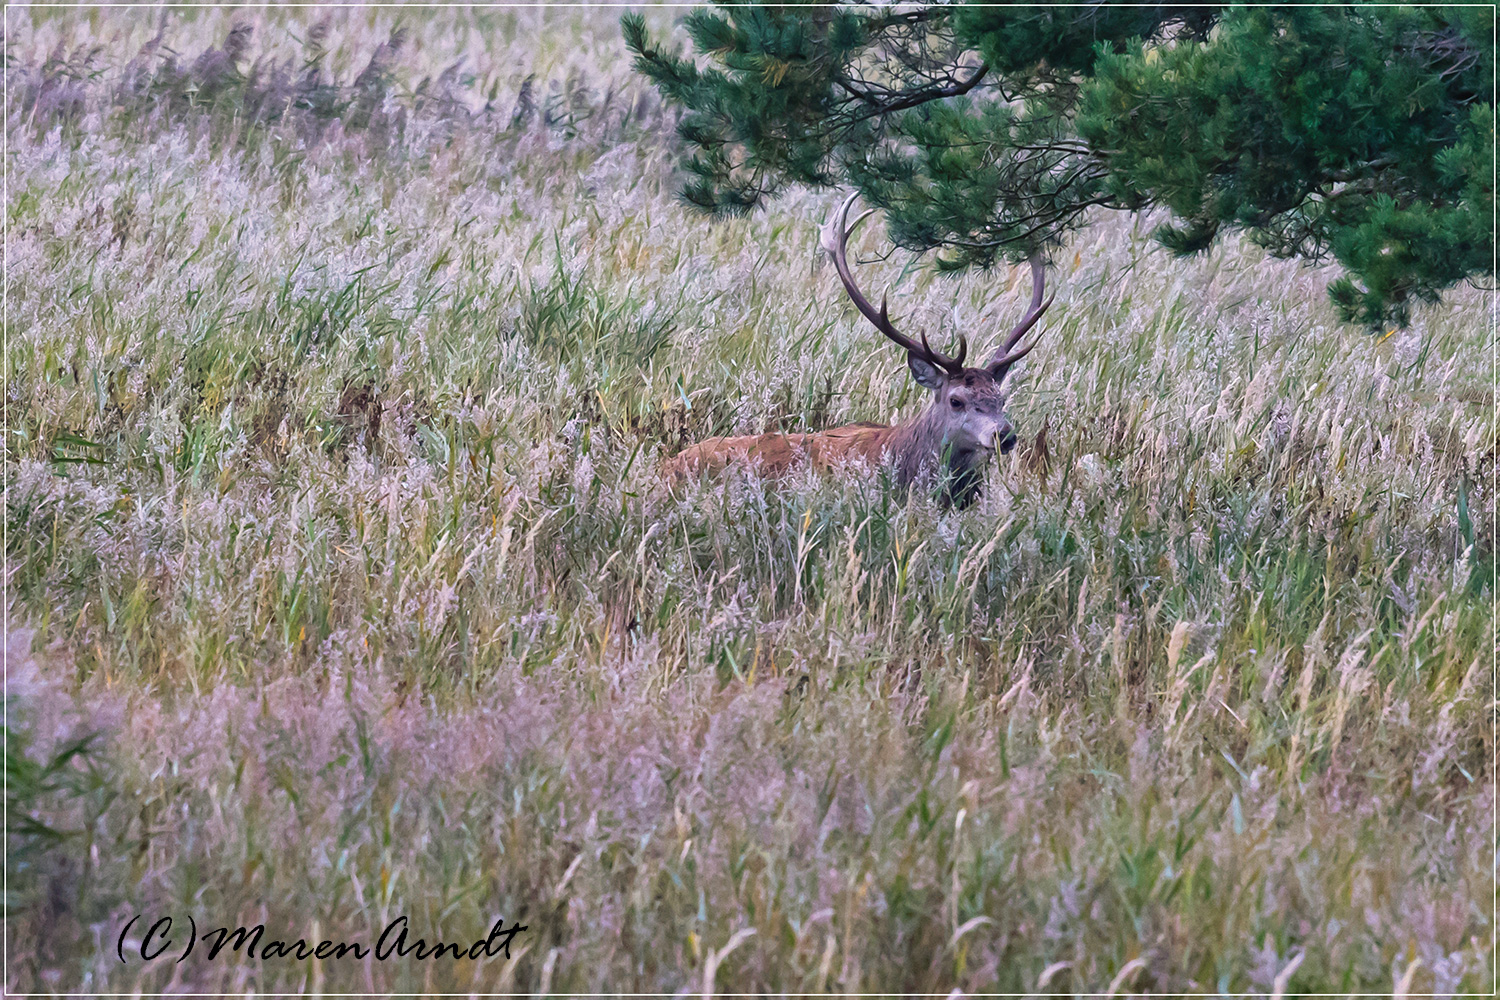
[950,398,964,411]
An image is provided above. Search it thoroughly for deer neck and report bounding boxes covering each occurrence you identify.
[886,402,989,507]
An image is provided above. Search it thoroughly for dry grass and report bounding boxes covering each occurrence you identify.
[5,6,1495,995]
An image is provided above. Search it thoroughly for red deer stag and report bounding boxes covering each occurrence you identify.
[665,192,1052,508]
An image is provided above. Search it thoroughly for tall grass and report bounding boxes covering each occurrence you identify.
[6,6,1494,994]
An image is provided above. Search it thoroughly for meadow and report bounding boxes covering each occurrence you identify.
[5,6,1495,994]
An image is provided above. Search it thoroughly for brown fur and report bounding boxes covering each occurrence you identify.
[663,422,893,480]
[663,366,1019,508]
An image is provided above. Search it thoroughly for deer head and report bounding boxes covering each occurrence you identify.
[819,192,1052,495]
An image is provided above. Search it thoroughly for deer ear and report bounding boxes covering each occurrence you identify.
[907,353,945,389]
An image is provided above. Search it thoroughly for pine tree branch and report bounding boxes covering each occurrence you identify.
[835,62,989,114]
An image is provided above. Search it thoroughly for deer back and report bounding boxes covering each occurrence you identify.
[664,423,894,482]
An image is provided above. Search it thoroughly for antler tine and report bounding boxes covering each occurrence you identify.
[988,335,1043,375]
[989,255,1054,381]
[821,192,966,375]
[1001,256,1051,354]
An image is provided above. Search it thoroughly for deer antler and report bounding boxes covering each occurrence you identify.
[988,255,1054,382]
[820,192,968,375]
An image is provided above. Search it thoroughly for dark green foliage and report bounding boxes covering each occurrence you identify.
[625,4,1492,328]
[4,708,103,913]
[1080,6,1493,328]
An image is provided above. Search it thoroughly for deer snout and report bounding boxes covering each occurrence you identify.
[998,426,1018,454]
